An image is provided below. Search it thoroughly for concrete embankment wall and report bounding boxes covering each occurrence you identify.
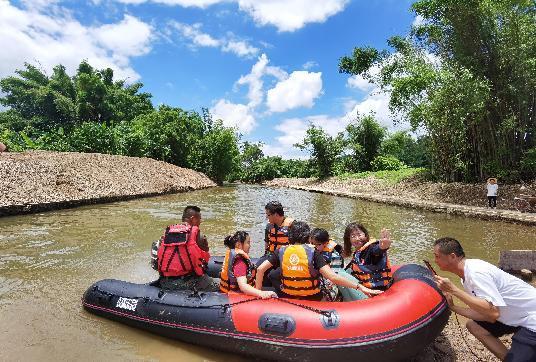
[0,151,216,217]
[266,179,536,226]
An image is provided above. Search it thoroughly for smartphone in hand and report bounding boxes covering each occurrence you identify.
[423,260,437,275]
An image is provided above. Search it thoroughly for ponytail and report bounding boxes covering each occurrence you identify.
[223,230,249,249]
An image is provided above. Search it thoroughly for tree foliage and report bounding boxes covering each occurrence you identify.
[295,125,345,178]
[339,0,536,181]
[346,115,386,172]
[0,61,241,184]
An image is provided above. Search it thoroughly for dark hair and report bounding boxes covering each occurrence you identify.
[182,205,201,221]
[265,201,284,216]
[310,228,329,244]
[434,237,465,258]
[224,231,249,249]
[343,222,369,257]
[288,221,310,244]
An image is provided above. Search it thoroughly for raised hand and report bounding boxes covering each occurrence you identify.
[379,228,391,250]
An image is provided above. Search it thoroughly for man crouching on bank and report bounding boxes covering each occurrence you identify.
[433,237,536,362]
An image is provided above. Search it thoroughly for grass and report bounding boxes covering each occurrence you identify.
[336,167,428,183]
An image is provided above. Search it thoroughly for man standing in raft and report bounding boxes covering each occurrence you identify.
[256,201,294,287]
[156,205,219,292]
[433,237,536,361]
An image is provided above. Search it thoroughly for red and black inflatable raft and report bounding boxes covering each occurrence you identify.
[82,263,449,361]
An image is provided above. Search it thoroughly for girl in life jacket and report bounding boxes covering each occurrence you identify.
[343,223,393,291]
[220,231,277,299]
[255,222,382,301]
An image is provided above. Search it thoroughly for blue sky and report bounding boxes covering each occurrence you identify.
[1,0,418,158]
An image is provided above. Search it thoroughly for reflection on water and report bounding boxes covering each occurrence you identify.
[0,184,534,361]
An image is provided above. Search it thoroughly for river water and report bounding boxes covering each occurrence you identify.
[0,184,534,361]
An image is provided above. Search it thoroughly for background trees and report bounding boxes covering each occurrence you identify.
[339,0,535,181]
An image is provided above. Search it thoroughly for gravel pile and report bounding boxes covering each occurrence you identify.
[0,151,215,214]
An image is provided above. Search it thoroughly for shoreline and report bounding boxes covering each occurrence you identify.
[266,178,536,226]
[0,151,216,217]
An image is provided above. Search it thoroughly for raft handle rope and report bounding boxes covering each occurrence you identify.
[93,285,332,318]
[274,297,332,317]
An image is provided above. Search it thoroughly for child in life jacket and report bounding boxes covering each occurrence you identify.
[309,228,342,301]
[220,231,277,299]
[255,221,382,301]
[343,223,393,291]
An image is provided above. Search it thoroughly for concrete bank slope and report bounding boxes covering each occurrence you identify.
[0,151,216,216]
[267,178,536,226]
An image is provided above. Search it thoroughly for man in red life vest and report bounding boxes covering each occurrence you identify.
[157,205,219,292]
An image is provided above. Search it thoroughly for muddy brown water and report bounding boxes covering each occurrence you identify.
[1,184,534,361]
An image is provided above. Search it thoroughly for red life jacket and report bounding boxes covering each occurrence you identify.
[349,240,392,289]
[219,249,256,293]
[157,224,210,277]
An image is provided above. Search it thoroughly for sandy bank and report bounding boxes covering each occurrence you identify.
[266,177,536,226]
[0,151,216,216]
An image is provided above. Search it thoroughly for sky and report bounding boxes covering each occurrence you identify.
[1,0,419,158]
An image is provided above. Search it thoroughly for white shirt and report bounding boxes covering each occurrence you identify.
[487,183,498,196]
[462,259,536,332]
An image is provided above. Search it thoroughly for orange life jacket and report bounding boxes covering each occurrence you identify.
[266,217,294,253]
[219,249,256,293]
[349,239,392,289]
[157,224,210,277]
[279,244,320,296]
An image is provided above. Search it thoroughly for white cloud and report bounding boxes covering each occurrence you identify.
[347,75,375,92]
[92,15,153,57]
[210,99,256,134]
[118,0,221,6]
[237,0,349,32]
[0,2,153,81]
[262,114,347,159]
[236,53,286,108]
[170,22,220,47]
[412,15,425,28]
[266,71,323,112]
[115,0,349,32]
[222,40,259,58]
[262,86,412,159]
[167,21,258,58]
[302,60,319,70]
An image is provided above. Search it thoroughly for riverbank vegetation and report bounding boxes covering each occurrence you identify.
[340,0,535,182]
[1,0,534,185]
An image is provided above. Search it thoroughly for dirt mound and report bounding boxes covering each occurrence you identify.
[0,151,215,213]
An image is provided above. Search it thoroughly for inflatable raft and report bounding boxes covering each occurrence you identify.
[82,262,449,361]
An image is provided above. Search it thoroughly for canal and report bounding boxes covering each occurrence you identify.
[1,184,534,361]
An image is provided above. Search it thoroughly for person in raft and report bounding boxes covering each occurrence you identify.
[433,237,536,362]
[343,223,393,292]
[219,231,277,299]
[309,228,344,301]
[255,221,382,301]
[156,205,219,292]
[256,201,295,288]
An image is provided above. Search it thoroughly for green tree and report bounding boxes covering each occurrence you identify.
[346,115,386,172]
[190,120,240,185]
[296,125,344,178]
[381,131,431,168]
[339,0,536,181]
